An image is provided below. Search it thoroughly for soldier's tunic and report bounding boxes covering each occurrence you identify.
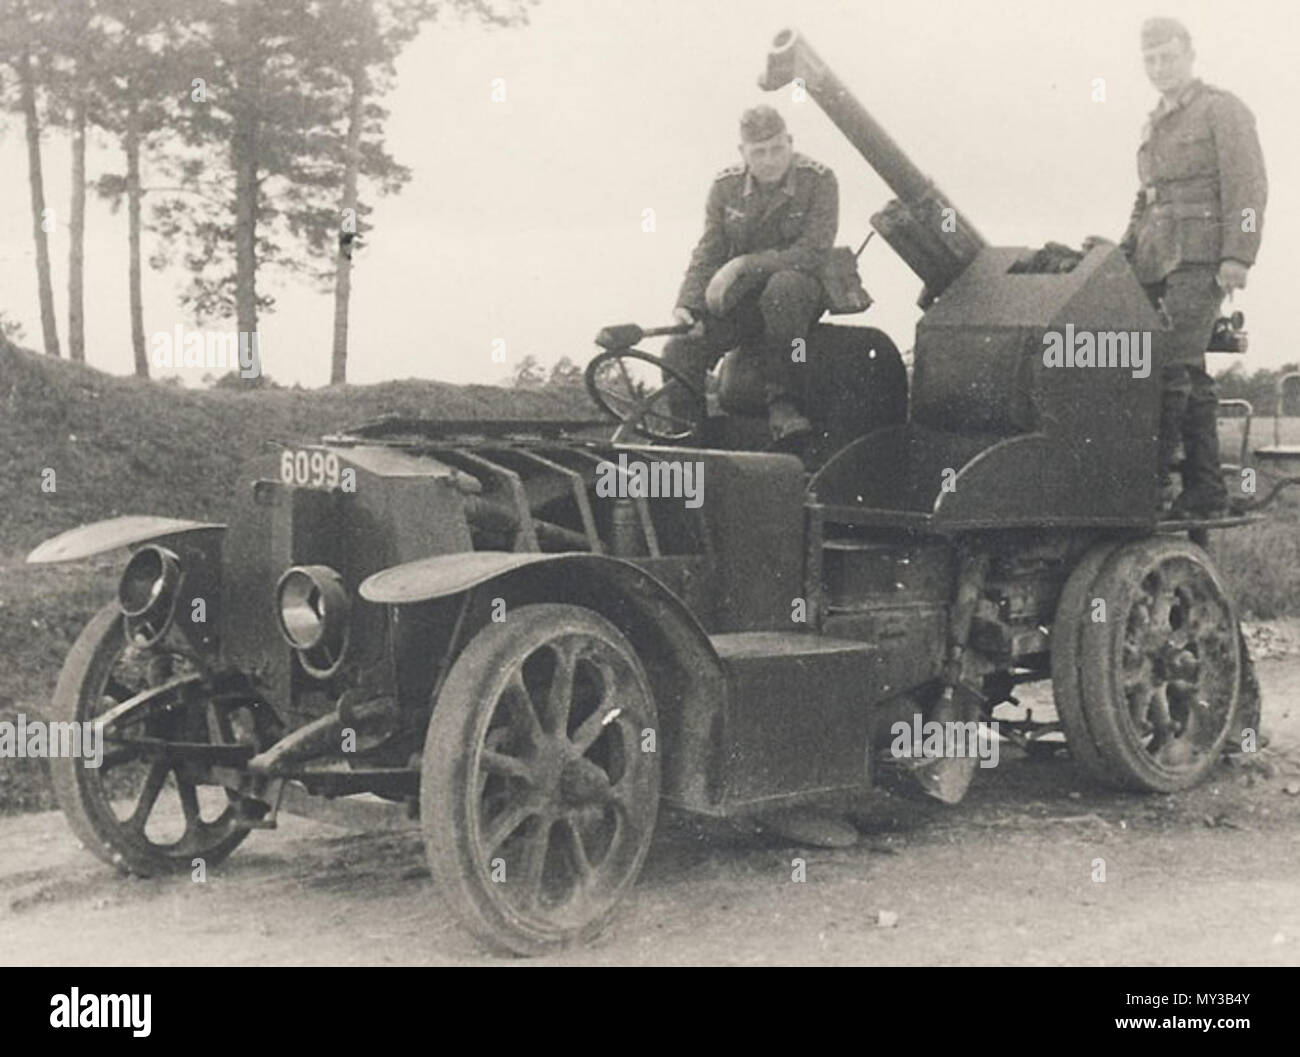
[1118,78,1267,508]
[665,153,839,413]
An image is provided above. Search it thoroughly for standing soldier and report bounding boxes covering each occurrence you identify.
[665,105,838,443]
[1119,17,1267,518]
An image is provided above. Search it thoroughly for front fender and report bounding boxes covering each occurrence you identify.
[361,550,597,605]
[361,551,715,662]
[26,515,225,564]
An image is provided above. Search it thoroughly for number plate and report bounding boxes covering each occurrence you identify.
[279,448,343,490]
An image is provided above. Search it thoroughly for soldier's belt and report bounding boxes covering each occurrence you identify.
[1144,201,1220,221]
[1142,182,1219,206]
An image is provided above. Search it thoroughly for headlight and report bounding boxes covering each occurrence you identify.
[119,545,182,646]
[275,565,349,676]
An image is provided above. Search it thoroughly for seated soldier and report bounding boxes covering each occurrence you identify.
[664,105,838,442]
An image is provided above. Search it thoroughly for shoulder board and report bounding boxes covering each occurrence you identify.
[1196,82,1240,104]
[793,154,830,175]
[713,163,745,182]
[1198,83,1253,115]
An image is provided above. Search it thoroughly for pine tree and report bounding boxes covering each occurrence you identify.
[89,0,192,377]
[1,0,62,357]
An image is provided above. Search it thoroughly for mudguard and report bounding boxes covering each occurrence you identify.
[361,552,714,662]
[360,550,562,604]
[26,516,225,564]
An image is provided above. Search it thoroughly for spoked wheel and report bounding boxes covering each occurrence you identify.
[1054,538,1240,792]
[421,604,660,956]
[584,347,706,442]
[49,602,264,875]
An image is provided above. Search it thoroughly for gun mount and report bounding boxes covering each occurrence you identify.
[759,27,985,303]
[758,27,1170,529]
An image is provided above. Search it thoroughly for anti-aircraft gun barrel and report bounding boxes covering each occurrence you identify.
[759,27,985,302]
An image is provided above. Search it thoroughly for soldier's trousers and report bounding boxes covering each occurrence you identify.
[662,270,824,421]
[1144,264,1228,508]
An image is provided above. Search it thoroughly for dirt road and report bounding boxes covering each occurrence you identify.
[3,658,1299,966]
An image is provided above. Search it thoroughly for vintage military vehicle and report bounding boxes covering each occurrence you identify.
[29,28,1272,956]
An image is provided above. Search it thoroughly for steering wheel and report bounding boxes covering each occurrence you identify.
[584,347,707,443]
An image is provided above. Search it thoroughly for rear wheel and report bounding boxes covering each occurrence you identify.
[421,604,660,956]
[1051,541,1124,783]
[1055,538,1240,791]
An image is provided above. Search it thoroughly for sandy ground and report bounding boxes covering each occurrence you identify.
[2,658,1298,967]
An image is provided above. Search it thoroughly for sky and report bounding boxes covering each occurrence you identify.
[1,0,1296,388]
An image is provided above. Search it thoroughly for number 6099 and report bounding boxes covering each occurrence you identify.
[280,448,342,489]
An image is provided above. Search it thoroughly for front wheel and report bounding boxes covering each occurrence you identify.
[420,604,660,956]
[49,603,260,875]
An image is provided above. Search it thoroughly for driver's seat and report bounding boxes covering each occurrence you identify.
[706,323,908,465]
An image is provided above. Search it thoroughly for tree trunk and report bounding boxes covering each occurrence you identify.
[68,77,87,362]
[233,0,260,383]
[233,140,259,382]
[20,47,60,358]
[330,65,365,386]
[126,95,148,378]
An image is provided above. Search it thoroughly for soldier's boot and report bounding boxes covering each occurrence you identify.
[1173,366,1235,518]
[757,269,821,442]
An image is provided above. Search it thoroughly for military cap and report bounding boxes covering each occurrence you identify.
[739,105,787,143]
[1141,16,1191,49]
